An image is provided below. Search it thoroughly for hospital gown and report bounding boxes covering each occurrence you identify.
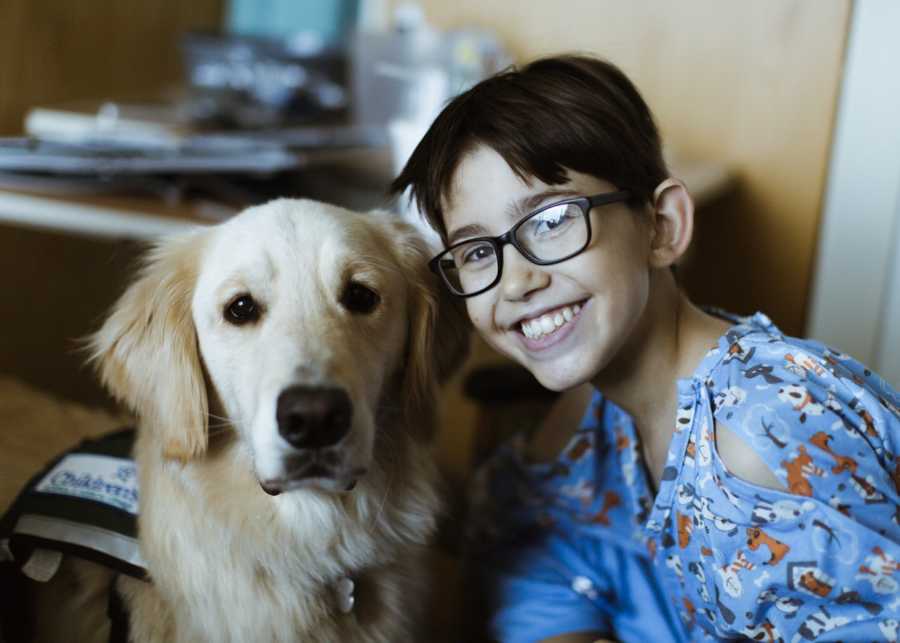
[466,312,900,642]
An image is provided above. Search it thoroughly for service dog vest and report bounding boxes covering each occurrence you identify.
[0,429,143,642]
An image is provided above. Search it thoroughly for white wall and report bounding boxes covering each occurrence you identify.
[877,189,900,386]
[807,0,900,387]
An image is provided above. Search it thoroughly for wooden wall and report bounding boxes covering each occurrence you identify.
[0,225,142,407]
[0,0,223,405]
[0,0,223,136]
[391,0,851,338]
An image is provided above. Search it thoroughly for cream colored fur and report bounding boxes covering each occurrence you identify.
[28,199,467,642]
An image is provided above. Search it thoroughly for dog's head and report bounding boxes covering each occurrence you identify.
[89,199,468,494]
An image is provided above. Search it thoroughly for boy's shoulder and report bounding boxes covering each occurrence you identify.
[691,311,898,492]
[697,310,898,415]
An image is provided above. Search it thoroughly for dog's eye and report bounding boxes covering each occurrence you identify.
[225,295,260,325]
[340,282,380,314]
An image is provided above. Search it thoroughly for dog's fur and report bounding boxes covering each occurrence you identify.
[25,199,468,642]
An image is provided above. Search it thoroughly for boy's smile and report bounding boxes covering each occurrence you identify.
[516,300,585,341]
[444,144,653,391]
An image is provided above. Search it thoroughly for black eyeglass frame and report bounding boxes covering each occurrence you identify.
[429,190,631,298]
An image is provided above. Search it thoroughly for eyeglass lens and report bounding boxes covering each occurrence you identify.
[440,201,588,295]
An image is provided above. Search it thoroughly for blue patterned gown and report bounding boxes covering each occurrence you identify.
[466,312,900,642]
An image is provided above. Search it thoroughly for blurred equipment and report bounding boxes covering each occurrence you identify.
[352,2,510,246]
[0,136,299,176]
[2,1,511,236]
[25,100,190,149]
[181,31,349,129]
[352,3,510,133]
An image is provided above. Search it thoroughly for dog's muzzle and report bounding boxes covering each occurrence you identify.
[260,385,359,496]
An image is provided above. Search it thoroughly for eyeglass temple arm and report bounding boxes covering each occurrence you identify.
[588,190,630,207]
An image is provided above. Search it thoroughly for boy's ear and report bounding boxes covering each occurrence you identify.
[649,177,694,268]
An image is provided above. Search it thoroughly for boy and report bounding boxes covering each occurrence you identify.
[391,55,900,642]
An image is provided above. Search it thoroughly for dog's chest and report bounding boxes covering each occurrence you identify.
[134,565,383,642]
[139,510,387,640]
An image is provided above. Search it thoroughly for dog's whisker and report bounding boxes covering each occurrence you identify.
[365,450,397,536]
[205,418,235,429]
[205,425,236,440]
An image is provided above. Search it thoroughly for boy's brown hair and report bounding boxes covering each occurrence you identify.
[390,55,669,244]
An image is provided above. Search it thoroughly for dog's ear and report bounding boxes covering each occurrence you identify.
[426,284,471,384]
[87,231,209,461]
[381,214,471,436]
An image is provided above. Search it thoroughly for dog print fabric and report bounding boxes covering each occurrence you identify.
[466,312,900,642]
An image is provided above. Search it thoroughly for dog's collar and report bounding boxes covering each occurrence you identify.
[335,575,356,614]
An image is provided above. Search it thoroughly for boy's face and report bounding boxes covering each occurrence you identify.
[443,145,653,392]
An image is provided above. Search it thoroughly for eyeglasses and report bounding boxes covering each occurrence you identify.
[429,190,631,297]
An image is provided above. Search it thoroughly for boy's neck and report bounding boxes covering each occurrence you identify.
[591,272,729,480]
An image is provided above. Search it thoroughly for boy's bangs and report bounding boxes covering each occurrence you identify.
[391,56,668,240]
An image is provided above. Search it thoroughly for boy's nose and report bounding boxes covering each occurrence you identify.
[499,245,550,301]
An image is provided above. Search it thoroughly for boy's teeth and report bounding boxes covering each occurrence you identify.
[521,304,581,339]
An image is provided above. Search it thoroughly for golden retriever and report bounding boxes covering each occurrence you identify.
[16,198,468,642]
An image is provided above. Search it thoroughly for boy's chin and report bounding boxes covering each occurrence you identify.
[531,365,593,393]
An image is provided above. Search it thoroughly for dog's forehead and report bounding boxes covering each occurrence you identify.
[209,199,387,263]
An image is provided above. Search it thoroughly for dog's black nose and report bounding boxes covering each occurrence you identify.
[276,386,352,449]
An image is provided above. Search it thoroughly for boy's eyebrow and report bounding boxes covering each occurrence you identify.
[515,188,580,214]
[447,223,488,246]
[447,189,581,246]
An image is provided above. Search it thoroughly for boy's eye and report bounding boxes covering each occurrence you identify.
[459,242,496,266]
[527,204,580,236]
